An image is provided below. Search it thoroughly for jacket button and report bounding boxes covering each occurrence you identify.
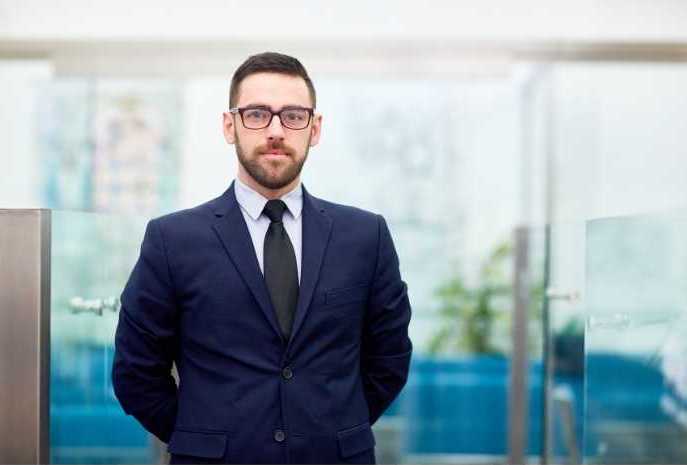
[282,366,293,380]
[274,429,286,442]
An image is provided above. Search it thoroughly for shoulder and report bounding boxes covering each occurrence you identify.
[309,194,382,227]
[306,192,392,247]
[319,198,378,220]
[150,202,212,227]
[308,194,400,265]
[146,190,227,235]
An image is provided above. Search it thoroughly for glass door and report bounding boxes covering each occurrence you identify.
[584,212,687,464]
[542,62,687,464]
[50,210,159,464]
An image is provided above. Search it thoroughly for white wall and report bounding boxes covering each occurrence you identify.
[552,63,687,221]
[3,0,687,41]
[0,60,52,208]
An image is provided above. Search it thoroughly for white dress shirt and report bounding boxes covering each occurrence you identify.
[234,177,303,283]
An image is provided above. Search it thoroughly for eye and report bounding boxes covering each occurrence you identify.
[244,109,270,120]
[283,110,307,122]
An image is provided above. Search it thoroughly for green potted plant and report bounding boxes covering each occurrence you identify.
[428,240,544,355]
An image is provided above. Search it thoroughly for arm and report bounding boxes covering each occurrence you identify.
[112,218,179,443]
[361,215,413,425]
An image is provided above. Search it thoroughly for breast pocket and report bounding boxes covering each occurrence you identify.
[310,284,369,339]
[323,284,370,311]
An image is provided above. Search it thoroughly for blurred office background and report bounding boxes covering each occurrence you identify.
[2,1,687,463]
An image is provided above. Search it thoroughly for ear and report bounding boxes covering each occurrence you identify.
[222,112,236,145]
[309,113,323,147]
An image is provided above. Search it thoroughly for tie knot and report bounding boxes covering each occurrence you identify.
[263,199,288,223]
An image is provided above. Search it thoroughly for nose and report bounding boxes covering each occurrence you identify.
[265,113,285,141]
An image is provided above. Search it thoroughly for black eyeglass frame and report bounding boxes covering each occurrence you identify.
[228,106,315,130]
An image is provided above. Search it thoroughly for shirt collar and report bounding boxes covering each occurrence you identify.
[235,177,303,221]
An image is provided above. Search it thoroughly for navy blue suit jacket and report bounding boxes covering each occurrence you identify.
[112,183,412,464]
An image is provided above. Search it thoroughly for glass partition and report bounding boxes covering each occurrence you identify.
[544,222,586,465]
[309,75,546,464]
[585,211,687,464]
[540,61,687,465]
[50,210,158,464]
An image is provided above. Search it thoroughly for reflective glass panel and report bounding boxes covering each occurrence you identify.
[585,211,687,464]
[50,210,158,464]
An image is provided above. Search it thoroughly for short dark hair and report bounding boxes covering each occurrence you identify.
[229,52,316,108]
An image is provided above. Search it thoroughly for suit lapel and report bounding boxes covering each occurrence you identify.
[288,187,333,346]
[208,182,333,345]
[209,183,284,340]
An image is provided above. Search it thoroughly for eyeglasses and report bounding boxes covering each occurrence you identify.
[229,106,314,130]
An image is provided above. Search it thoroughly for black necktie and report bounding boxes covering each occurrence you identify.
[263,199,299,340]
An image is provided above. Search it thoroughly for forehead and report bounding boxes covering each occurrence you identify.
[236,72,312,107]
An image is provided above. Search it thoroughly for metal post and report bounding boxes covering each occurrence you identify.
[509,226,530,465]
[0,209,51,464]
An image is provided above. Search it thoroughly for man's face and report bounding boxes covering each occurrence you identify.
[223,72,322,192]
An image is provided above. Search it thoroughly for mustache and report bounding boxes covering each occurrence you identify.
[255,141,296,156]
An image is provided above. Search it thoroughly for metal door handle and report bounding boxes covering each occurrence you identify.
[546,288,581,303]
[68,296,120,316]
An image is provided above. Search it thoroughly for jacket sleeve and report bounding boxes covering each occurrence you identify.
[112,218,179,443]
[361,215,413,425]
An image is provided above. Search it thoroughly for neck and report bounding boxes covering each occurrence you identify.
[237,171,300,200]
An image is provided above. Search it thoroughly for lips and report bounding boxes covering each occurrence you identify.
[256,144,293,158]
[261,150,290,157]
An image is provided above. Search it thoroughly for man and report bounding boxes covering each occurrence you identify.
[112,52,412,464]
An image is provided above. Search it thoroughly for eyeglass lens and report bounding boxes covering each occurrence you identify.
[242,108,310,129]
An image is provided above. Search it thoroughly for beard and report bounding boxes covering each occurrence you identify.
[235,133,309,190]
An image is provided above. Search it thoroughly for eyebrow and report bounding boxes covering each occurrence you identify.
[242,103,311,110]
